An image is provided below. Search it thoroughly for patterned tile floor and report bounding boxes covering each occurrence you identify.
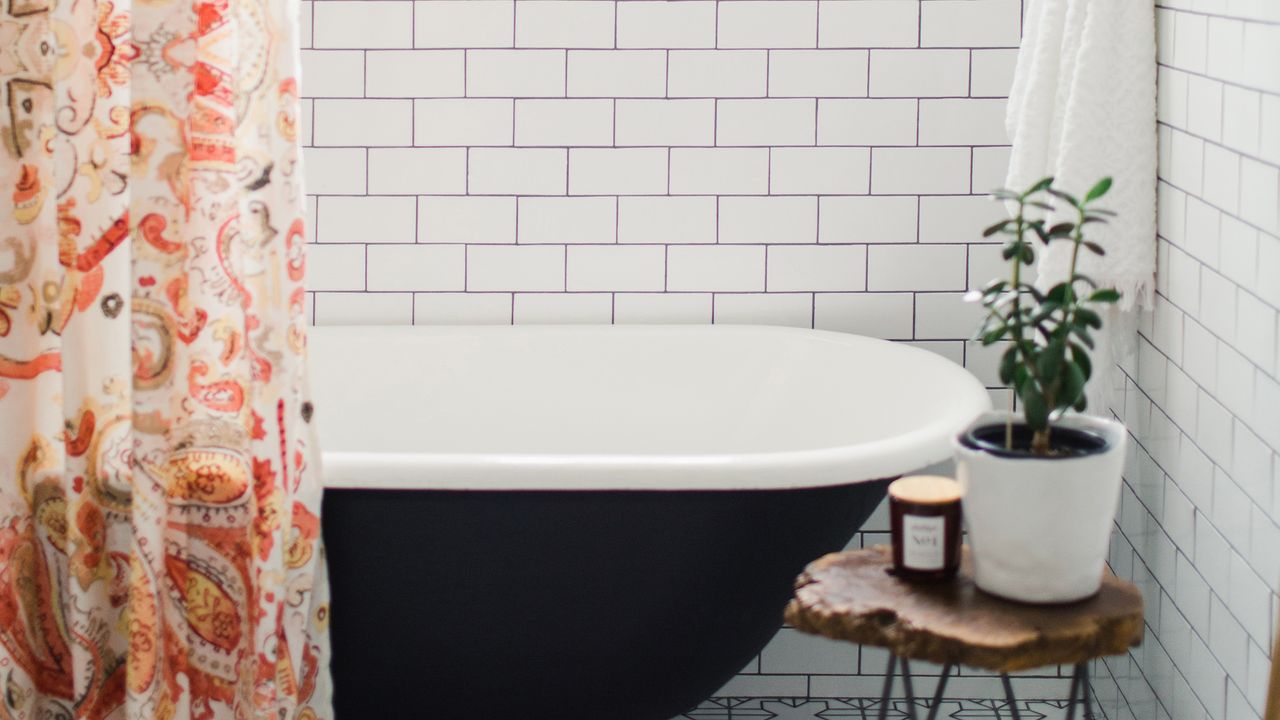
[676,698,1083,720]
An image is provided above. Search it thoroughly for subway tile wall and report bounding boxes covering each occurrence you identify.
[300,0,1024,351]
[1092,4,1280,720]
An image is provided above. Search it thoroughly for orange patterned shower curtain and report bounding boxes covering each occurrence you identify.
[0,0,331,713]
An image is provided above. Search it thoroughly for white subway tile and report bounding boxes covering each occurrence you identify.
[514,99,614,146]
[768,50,869,97]
[567,245,666,291]
[920,0,1021,48]
[568,51,667,97]
[1173,10,1208,74]
[616,99,715,146]
[1240,157,1280,235]
[465,50,565,97]
[367,244,465,291]
[818,0,920,48]
[667,246,766,291]
[515,1,614,49]
[920,196,1008,243]
[618,196,717,244]
[668,50,768,97]
[419,196,516,244]
[970,49,1017,98]
[1185,196,1222,268]
[414,293,512,325]
[1207,17,1246,85]
[616,0,716,49]
[719,196,818,244]
[718,1,818,49]
[1160,66,1190,130]
[314,292,413,324]
[915,292,983,339]
[414,99,513,146]
[971,146,1011,194]
[318,197,417,243]
[1261,94,1280,166]
[414,1,514,48]
[1236,290,1278,371]
[1183,318,1219,391]
[614,293,713,323]
[714,293,813,328]
[469,148,567,195]
[366,50,465,97]
[313,99,412,146]
[1203,144,1241,216]
[770,147,870,194]
[467,245,565,291]
[717,98,815,146]
[307,244,365,291]
[299,1,313,49]
[819,196,918,243]
[513,293,613,324]
[1222,86,1261,156]
[669,148,770,194]
[299,98,313,146]
[870,50,970,98]
[918,98,1009,146]
[1242,22,1280,94]
[568,148,668,195]
[867,245,967,291]
[314,2,412,49]
[367,148,466,194]
[1187,76,1224,142]
[872,147,971,194]
[517,197,616,244]
[300,50,364,97]
[1220,216,1259,295]
[303,148,366,194]
[768,245,867,291]
[814,293,914,339]
[817,99,918,145]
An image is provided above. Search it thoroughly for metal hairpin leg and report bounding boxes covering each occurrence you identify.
[1000,674,1023,720]
[924,664,954,720]
[878,654,898,720]
[901,659,920,720]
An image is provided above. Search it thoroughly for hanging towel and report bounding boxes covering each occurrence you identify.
[1005,0,1157,409]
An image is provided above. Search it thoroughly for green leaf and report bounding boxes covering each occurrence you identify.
[1026,201,1056,212]
[1061,361,1087,408]
[1046,188,1080,207]
[1071,343,1093,379]
[1089,288,1121,303]
[983,220,1011,237]
[991,189,1020,201]
[1083,241,1106,255]
[982,327,1006,344]
[1002,244,1019,260]
[1020,244,1035,264]
[1072,326,1095,349]
[1048,222,1075,238]
[1022,390,1049,431]
[1037,340,1065,379]
[1076,308,1103,329]
[1025,177,1054,195]
[999,347,1018,385]
[1085,177,1113,202]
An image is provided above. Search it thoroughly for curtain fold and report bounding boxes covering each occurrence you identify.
[0,0,331,712]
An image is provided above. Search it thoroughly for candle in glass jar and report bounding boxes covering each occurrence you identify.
[889,475,963,581]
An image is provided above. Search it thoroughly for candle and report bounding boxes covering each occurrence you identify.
[889,475,963,581]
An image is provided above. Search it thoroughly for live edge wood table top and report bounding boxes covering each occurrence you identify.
[785,545,1145,674]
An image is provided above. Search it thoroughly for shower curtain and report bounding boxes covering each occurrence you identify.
[0,0,331,713]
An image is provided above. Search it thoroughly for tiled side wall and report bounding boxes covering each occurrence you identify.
[1093,4,1280,720]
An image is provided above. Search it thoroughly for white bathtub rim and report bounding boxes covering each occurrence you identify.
[319,420,977,491]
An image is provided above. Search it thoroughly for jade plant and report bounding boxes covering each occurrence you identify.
[971,177,1121,455]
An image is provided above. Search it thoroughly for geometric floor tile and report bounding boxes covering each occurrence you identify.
[675,698,1084,720]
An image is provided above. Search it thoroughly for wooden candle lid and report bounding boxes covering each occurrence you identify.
[889,475,962,505]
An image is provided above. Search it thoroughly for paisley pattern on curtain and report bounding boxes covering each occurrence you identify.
[0,0,331,713]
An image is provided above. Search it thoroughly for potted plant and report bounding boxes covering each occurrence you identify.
[955,176,1127,604]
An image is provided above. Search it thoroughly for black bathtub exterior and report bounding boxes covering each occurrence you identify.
[322,480,890,720]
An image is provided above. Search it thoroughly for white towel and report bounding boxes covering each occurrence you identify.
[1004,0,1157,410]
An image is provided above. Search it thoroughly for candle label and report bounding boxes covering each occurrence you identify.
[902,514,945,570]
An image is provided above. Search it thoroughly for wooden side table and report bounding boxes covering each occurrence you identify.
[785,545,1144,720]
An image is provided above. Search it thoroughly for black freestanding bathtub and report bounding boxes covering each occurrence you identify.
[308,325,990,720]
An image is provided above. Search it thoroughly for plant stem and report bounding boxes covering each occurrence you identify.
[1005,207,1025,452]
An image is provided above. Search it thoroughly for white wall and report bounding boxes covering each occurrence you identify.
[1093,4,1280,720]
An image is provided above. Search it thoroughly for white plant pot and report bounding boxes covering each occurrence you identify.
[953,411,1127,604]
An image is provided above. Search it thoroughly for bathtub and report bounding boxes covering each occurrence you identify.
[309,324,989,720]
